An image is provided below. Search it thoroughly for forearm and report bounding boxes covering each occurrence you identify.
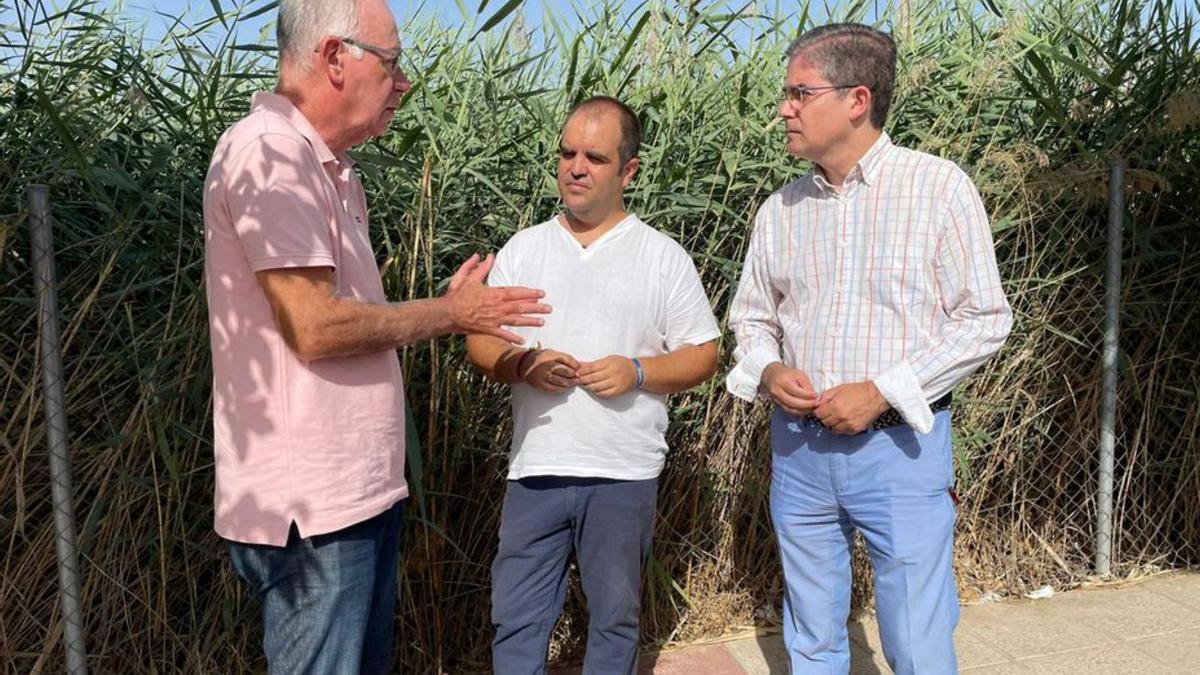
[727,256,784,400]
[639,341,719,395]
[872,305,1012,434]
[902,169,1012,398]
[466,334,525,384]
[291,296,456,361]
[907,304,1013,396]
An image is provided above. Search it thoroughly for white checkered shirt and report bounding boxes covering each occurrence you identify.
[726,132,1012,432]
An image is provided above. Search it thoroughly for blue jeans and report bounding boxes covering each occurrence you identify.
[491,476,658,675]
[771,409,959,675]
[228,500,405,675]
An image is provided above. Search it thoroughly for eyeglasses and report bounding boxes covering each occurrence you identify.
[338,37,405,77]
[779,84,861,106]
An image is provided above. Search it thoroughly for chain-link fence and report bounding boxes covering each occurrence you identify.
[7,1,1199,670]
[13,159,1199,672]
[948,164,1200,598]
[644,161,1200,640]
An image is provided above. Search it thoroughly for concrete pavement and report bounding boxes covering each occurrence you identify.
[555,571,1200,674]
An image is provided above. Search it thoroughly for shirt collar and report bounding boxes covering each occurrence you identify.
[555,212,638,257]
[856,130,892,186]
[250,91,354,169]
[811,130,893,193]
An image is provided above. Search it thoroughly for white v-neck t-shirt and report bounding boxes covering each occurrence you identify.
[488,214,720,480]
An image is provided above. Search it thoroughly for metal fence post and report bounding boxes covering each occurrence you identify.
[1096,159,1125,578]
[28,185,89,675]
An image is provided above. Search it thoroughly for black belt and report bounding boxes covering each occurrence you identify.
[804,392,952,431]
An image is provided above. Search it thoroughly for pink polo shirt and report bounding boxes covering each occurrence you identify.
[203,92,408,546]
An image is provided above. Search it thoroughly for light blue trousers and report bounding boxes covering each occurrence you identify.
[770,408,959,675]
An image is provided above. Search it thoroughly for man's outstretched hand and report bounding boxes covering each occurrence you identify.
[444,253,551,344]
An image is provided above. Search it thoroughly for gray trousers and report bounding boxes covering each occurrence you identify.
[491,476,659,675]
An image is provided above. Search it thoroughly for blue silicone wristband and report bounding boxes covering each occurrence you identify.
[631,357,645,390]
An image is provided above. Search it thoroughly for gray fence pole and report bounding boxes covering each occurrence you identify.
[1096,160,1125,578]
[28,185,89,675]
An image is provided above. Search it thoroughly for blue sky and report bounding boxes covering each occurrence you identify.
[42,0,732,44]
[0,0,858,80]
[128,0,551,41]
[85,0,557,45]
[0,0,560,50]
[4,0,1193,53]
[1,0,849,48]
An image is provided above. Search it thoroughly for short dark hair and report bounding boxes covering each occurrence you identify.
[786,23,897,128]
[564,96,642,166]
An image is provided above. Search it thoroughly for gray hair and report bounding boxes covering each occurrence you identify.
[786,23,897,128]
[277,0,361,69]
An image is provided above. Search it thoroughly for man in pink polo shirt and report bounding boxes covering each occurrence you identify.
[202,0,549,671]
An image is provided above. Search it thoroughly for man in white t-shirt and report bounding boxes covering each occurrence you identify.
[467,96,720,674]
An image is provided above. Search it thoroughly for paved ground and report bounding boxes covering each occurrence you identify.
[554,571,1200,674]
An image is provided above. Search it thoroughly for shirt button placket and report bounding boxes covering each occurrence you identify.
[832,193,848,339]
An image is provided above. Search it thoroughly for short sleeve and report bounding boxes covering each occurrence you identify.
[487,237,516,288]
[662,245,720,351]
[485,233,542,345]
[225,134,336,272]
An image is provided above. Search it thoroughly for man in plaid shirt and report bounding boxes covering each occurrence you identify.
[727,24,1012,675]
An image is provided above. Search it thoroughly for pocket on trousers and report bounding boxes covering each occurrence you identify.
[886,415,952,496]
[229,540,294,599]
[228,542,265,594]
[940,412,955,490]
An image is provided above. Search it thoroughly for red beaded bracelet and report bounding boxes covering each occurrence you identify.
[515,348,539,380]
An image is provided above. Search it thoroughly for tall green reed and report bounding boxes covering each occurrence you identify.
[2,0,1197,670]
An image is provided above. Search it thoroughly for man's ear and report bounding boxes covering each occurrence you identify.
[315,36,346,85]
[849,85,874,126]
[621,157,640,187]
